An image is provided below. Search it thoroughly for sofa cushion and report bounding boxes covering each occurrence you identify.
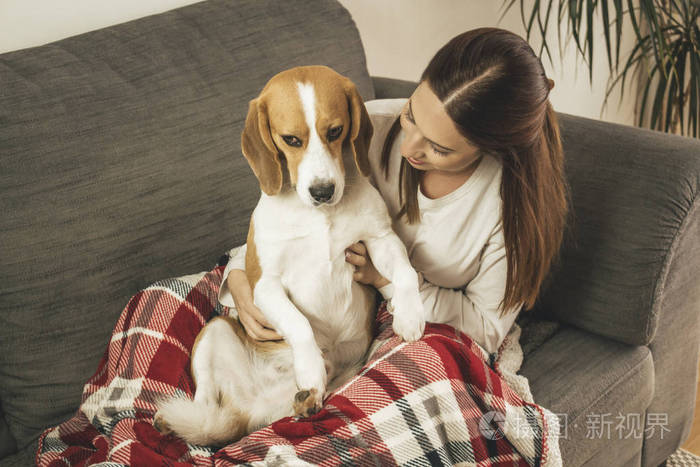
[0,408,16,460]
[0,438,37,467]
[0,0,373,451]
[520,325,654,465]
[535,113,700,346]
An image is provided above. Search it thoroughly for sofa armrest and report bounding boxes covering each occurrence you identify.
[535,113,700,347]
[371,76,418,100]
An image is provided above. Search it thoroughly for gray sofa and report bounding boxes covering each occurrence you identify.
[1,0,699,465]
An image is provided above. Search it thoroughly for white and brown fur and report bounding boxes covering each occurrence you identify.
[154,66,425,446]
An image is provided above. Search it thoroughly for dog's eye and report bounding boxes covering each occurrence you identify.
[327,126,343,142]
[282,135,302,147]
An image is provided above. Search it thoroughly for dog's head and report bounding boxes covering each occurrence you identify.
[241,65,373,207]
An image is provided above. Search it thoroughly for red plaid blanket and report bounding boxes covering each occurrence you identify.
[36,266,560,466]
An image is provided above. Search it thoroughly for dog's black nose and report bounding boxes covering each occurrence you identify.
[309,183,335,203]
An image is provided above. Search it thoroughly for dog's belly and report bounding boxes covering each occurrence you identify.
[280,246,374,367]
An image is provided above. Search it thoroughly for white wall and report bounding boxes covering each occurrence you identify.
[0,0,636,126]
[338,0,637,126]
[0,0,204,53]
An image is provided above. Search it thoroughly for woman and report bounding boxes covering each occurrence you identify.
[219,27,569,357]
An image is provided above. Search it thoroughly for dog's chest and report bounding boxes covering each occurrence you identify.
[253,193,377,339]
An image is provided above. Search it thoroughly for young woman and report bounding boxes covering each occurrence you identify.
[219,27,570,356]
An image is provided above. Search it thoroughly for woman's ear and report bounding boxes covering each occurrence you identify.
[344,80,374,177]
[241,97,283,195]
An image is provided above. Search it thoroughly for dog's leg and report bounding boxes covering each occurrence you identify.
[254,275,327,415]
[155,317,253,446]
[363,234,425,341]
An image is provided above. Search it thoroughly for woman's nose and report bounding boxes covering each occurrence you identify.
[401,127,424,157]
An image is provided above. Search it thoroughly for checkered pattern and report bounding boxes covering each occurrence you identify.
[36,266,559,466]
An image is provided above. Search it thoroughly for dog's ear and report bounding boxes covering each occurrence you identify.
[343,80,373,178]
[241,97,283,195]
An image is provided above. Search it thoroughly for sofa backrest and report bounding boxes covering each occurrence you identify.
[0,0,373,454]
[534,113,700,347]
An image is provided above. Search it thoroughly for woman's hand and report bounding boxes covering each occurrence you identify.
[345,241,390,289]
[227,269,283,342]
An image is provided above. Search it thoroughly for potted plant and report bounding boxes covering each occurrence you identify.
[503,0,700,137]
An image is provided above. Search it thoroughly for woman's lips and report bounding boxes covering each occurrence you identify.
[406,156,425,166]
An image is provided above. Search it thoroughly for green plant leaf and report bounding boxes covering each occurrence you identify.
[557,0,566,60]
[626,0,643,42]
[665,58,678,133]
[640,0,667,77]
[603,35,650,108]
[650,50,673,130]
[613,0,624,68]
[538,0,555,64]
[601,0,613,69]
[689,49,699,137]
[638,61,660,128]
[527,0,541,39]
[568,0,585,56]
[498,0,520,24]
[675,38,688,134]
[586,0,595,82]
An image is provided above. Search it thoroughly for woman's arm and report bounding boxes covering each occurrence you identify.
[219,244,283,341]
[346,235,521,355]
[218,244,248,310]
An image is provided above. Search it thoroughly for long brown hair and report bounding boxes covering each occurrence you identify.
[381,28,570,315]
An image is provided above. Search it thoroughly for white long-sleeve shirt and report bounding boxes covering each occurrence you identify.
[219,98,522,355]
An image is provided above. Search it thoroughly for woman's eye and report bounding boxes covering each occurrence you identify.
[282,135,302,147]
[327,126,343,142]
[432,146,450,156]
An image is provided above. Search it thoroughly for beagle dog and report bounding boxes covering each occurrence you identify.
[154,66,425,446]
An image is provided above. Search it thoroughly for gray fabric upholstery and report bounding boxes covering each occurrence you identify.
[520,326,654,465]
[0,408,15,460]
[642,198,700,467]
[2,2,699,465]
[536,114,700,347]
[371,76,418,99]
[0,0,372,451]
[0,438,37,467]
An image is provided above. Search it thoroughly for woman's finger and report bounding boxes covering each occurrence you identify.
[240,308,282,341]
[245,304,282,340]
[345,250,367,266]
[347,241,367,256]
[238,311,262,339]
[245,303,274,329]
[353,270,374,285]
[257,327,284,341]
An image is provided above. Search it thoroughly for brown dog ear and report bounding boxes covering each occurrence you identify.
[241,97,283,195]
[344,80,374,177]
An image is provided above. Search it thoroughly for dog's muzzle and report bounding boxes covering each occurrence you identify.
[309,182,335,204]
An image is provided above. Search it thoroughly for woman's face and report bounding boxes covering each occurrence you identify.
[399,81,481,174]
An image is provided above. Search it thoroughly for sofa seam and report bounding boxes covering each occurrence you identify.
[647,189,700,343]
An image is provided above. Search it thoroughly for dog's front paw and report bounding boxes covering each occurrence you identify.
[390,294,425,342]
[293,388,323,417]
[294,347,327,409]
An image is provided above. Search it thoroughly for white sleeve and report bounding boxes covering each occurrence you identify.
[217,244,247,313]
[416,280,521,356]
[381,227,522,355]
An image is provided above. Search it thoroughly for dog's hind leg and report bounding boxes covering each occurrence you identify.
[243,350,299,432]
[155,316,254,445]
[191,317,251,400]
